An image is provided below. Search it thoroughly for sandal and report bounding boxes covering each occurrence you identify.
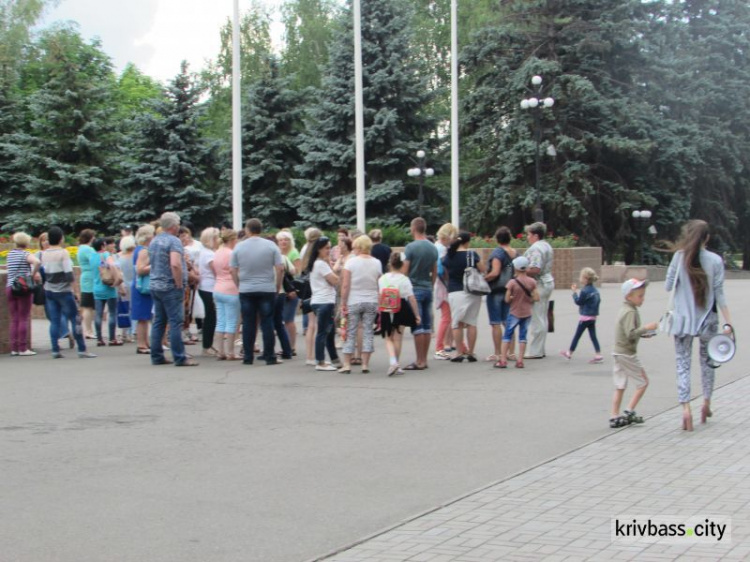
[216,354,227,361]
[485,354,499,362]
[351,358,363,366]
[493,360,507,369]
[609,416,629,429]
[515,361,525,369]
[449,355,464,363]
[136,347,151,355]
[403,362,425,370]
[507,354,517,362]
[624,409,643,424]
[466,354,478,363]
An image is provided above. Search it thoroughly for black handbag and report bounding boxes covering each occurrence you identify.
[282,272,296,294]
[300,298,313,315]
[293,273,312,301]
[32,283,46,306]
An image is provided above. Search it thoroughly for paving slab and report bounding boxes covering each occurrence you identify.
[1,281,747,562]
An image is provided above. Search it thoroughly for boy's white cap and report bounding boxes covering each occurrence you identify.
[512,256,529,271]
[621,278,648,297]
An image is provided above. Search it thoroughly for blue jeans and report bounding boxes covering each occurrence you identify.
[311,303,338,363]
[95,297,117,342]
[486,292,510,325]
[240,292,276,363]
[214,292,240,333]
[412,288,433,335]
[503,314,531,343]
[150,288,188,365]
[274,294,293,358]
[570,319,601,353]
[45,291,86,353]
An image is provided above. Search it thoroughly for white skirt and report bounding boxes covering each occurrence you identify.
[448,291,482,328]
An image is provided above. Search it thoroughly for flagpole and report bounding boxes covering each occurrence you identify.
[232,0,243,230]
[450,0,459,227]
[353,0,366,232]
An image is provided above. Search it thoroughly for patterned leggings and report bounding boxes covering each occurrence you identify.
[674,312,718,404]
[343,302,378,355]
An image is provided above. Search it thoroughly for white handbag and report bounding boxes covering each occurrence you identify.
[463,251,491,296]
[659,282,675,334]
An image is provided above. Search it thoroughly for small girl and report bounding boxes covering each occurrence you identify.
[561,267,602,363]
[378,252,421,376]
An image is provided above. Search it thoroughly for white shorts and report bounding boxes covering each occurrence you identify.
[612,354,647,390]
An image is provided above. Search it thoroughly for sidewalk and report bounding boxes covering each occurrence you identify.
[320,375,750,562]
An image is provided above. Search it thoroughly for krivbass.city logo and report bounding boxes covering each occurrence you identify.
[611,516,731,544]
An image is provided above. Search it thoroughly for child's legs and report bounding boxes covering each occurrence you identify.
[569,321,587,352]
[611,388,625,417]
[501,315,519,360]
[586,321,601,353]
[627,370,649,411]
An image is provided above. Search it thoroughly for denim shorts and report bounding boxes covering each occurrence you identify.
[503,314,530,343]
[282,295,299,323]
[412,288,433,335]
[486,292,510,325]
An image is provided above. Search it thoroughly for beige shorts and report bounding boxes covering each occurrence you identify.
[612,354,647,390]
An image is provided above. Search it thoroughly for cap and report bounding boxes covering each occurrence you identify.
[512,256,529,271]
[621,278,649,297]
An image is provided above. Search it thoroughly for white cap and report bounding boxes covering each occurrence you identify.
[621,278,648,297]
[512,256,530,271]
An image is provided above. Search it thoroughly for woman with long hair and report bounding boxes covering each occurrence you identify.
[434,223,461,360]
[132,225,155,354]
[441,232,485,362]
[301,227,322,362]
[305,236,341,371]
[666,220,733,431]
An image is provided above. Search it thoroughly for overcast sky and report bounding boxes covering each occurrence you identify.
[43,0,286,82]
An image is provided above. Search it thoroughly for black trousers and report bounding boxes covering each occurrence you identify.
[198,290,216,350]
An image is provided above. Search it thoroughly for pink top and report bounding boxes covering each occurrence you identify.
[213,247,238,295]
[579,315,597,322]
[507,277,537,319]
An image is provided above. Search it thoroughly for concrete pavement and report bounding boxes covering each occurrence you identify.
[1,281,747,562]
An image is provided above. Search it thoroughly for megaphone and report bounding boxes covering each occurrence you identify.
[707,325,736,368]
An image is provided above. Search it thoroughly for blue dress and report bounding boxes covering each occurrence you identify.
[131,246,153,321]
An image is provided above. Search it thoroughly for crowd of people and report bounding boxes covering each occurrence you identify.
[3,215,733,429]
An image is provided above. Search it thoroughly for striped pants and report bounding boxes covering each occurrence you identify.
[674,312,718,404]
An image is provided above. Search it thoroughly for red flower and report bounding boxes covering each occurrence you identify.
[516,233,524,239]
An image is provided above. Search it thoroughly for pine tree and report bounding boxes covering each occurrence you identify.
[2,27,117,233]
[112,62,221,229]
[242,58,304,227]
[293,0,436,228]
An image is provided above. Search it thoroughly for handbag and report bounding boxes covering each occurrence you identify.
[32,283,46,306]
[293,273,312,301]
[489,251,513,293]
[301,298,313,315]
[11,274,35,296]
[547,300,555,333]
[117,300,132,328]
[135,275,151,295]
[463,251,491,295]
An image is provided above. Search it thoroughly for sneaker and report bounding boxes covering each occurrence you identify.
[17,350,37,356]
[434,350,451,360]
[315,363,337,371]
[305,359,317,366]
[387,364,402,377]
[560,350,572,360]
[10,351,19,356]
[78,351,97,359]
[589,355,604,364]
[52,352,63,359]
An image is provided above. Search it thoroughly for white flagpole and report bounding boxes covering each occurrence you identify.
[232,0,243,230]
[353,0,366,232]
[450,0,459,227]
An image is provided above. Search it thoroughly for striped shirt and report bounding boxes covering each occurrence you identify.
[40,248,75,292]
[5,249,31,287]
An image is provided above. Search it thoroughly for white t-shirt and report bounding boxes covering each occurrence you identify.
[185,240,204,265]
[310,259,336,304]
[198,249,216,292]
[344,255,382,305]
[378,272,414,299]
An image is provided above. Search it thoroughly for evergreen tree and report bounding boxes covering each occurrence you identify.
[2,27,116,233]
[293,0,435,228]
[242,58,304,227]
[461,0,697,260]
[112,62,221,229]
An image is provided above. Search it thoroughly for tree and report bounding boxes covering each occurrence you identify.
[293,0,436,228]
[112,62,222,229]
[113,62,164,121]
[2,26,117,233]
[0,0,56,92]
[281,0,336,91]
[241,58,305,227]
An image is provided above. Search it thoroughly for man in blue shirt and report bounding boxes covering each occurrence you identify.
[149,212,198,366]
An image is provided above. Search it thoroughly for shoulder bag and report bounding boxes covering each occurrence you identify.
[489,250,514,293]
[464,252,491,296]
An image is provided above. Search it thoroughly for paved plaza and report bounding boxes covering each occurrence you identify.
[1,281,747,562]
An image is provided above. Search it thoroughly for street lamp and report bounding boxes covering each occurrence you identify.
[520,75,556,223]
[407,150,435,216]
[631,209,653,264]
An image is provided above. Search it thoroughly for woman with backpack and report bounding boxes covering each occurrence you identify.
[484,227,517,362]
[5,232,41,356]
[378,252,421,376]
[93,238,122,347]
[441,232,486,363]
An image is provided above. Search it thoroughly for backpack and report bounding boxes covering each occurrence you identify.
[378,277,401,313]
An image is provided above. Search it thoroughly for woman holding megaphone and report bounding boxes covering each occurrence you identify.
[665,220,734,431]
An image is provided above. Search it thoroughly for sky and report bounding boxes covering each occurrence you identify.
[43,0,286,82]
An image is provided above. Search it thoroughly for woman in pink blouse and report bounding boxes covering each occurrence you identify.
[212,230,241,360]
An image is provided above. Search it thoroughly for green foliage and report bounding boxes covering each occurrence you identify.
[281,0,336,91]
[0,0,55,92]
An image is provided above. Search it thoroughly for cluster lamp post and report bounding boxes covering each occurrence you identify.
[632,209,653,264]
[520,75,555,223]
[407,150,435,216]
